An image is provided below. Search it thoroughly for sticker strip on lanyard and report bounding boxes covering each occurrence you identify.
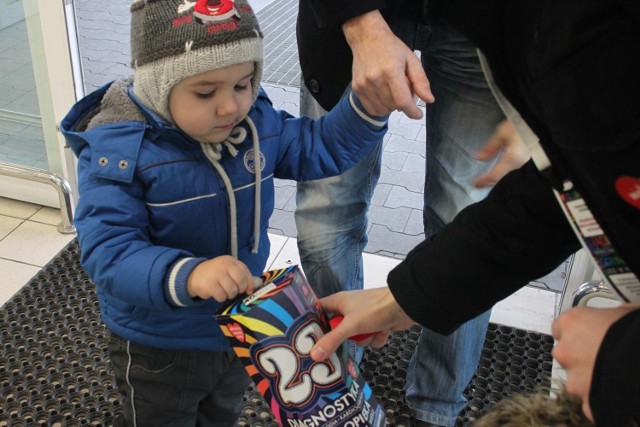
[477,50,640,302]
[531,140,640,302]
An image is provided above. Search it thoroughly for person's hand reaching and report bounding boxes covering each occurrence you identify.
[473,119,531,188]
[552,303,640,421]
[187,256,257,302]
[310,287,416,361]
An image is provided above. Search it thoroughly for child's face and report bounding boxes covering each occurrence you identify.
[168,62,255,144]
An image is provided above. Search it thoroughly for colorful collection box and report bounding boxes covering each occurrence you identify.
[215,265,387,427]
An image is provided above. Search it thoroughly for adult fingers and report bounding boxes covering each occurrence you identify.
[405,54,434,104]
[311,323,353,362]
[388,75,422,119]
[474,134,505,161]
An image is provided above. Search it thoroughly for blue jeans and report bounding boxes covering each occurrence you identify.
[296,21,504,427]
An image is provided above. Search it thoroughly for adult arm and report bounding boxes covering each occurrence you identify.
[311,160,580,360]
[388,160,579,334]
[305,0,385,28]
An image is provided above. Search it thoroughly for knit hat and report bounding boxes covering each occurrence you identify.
[131,0,263,122]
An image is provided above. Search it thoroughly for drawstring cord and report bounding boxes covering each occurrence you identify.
[245,117,261,254]
[200,116,261,258]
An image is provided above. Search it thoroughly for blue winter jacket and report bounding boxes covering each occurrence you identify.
[60,79,387,351]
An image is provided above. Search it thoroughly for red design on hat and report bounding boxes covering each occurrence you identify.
[615,176,640,209]
[194,0,239,23]
[177,0,240,23]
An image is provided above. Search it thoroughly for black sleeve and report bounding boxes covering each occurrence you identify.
[387,160,580,334]
[590,308,640,427]
[305,0,387,28]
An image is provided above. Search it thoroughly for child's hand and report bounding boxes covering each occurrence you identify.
[187,256,256,302]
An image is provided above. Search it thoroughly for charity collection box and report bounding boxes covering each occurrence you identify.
[215,265,387,427]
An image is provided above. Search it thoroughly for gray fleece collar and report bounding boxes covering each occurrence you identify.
[85,77,145,131]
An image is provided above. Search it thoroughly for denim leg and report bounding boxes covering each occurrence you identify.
[296,84,382,364]
[296,85,383,299]
[390,20,506,426]
[419,27,506,239]
[406,311,492,425]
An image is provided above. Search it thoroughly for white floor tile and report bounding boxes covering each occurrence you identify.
[0,220,75,267]
[363,253,401,289]
[490,286,559,335]
[30,206,65,226]
[0,197,40,219]
[0,258,40,306]
[268,237,301,271]
[0,215,23,240]
[266,233,289,270]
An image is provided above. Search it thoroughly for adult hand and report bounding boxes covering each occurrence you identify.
[342,11,434,119]
[473,120,531,188]
[310,287,416,361]
[551,303,640,421]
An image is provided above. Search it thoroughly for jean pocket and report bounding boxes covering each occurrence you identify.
[127,342,180,377]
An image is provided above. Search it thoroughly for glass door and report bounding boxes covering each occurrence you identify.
[0,0,83,230]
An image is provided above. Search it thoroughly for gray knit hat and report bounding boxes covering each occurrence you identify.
[131,0,263,122]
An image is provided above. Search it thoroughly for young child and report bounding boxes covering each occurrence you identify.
[60,0,388,425]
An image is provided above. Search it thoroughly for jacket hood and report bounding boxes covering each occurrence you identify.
[64,77,144,134]
[87,77,145,131]
[60,79,154,185]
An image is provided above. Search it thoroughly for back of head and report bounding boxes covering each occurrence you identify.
[472,388,594,427]
[130,0,263,122]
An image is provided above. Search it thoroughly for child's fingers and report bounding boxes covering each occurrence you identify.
[247,276,262,295]
[209,283,232,302]
[225,262,252,291]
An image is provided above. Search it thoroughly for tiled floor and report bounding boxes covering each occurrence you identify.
[0,197,75,304]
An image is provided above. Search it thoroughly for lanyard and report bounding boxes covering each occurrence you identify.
[530,141,640,303]
[478,49,640,302]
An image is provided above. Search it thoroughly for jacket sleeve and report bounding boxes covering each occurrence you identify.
[387,160,580,334]
[273,92,388,181]
[305,0,386,28]
[590,308,640,427]
[74,145,203,311]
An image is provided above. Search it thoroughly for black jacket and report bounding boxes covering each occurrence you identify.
[298,0,640,424]
[386,1,640,425]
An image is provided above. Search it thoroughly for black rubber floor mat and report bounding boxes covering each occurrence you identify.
[0,241,553,426]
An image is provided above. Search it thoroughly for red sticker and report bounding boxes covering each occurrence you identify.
[328,315,376,343]
[615,176,640,209]
[227,323,245,343]
[347,358,358,379]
